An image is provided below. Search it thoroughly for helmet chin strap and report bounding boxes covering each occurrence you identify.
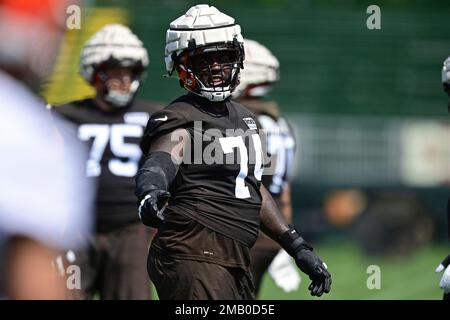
[194,89,232,102]
[104,80,140,108]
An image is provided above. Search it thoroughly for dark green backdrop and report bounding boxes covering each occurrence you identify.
[95,0,450,117]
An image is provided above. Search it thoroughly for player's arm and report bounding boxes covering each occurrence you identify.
[259,185,332,297]
[260,185,290,236]
[135,128,190,227]
[280,184,293,223]
[5,236,68,299]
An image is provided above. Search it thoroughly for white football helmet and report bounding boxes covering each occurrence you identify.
[233,38,279,99]
[165,4,245,101]
[80,24,149,83]
[79,24,149,107]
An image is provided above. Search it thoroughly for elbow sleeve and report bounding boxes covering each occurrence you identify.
[135,151,178,200]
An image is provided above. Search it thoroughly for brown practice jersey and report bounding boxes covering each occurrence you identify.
[141,93,266,269]
[54,98,162,232]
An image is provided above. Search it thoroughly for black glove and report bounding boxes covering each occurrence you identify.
[138,189,171,228]
[293,247,332,297]
[279,227,332,297]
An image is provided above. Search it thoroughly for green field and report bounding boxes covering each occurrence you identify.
[257,242,448,300]
[151,242,448,300]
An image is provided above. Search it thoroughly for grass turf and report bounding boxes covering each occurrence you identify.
[256,242,448,300]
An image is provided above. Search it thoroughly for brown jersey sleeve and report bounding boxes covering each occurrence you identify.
[140,107,189,155]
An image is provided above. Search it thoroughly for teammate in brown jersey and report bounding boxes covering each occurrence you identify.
[136,5,331,300]
[52,24,161,300]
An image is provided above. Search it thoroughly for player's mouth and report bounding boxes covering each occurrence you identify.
[210,76,224,87]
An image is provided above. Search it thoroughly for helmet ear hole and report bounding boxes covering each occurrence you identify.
[185,74,196,90]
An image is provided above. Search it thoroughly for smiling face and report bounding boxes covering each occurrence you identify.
[175,42,244,101]
[190,49,237,89]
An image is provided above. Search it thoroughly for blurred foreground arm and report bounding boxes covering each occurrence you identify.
[5,237,67,299]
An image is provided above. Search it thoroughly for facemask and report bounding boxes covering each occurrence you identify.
[248,85,272,98]
[104,80,140,108]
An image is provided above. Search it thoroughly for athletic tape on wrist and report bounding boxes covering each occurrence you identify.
[278,226,313,256]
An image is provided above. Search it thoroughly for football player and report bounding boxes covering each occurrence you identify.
[136,5,331,300]
[51,24,161,300]
[232,39,300,296]
[436,56,450,300]
[0,0,93,299]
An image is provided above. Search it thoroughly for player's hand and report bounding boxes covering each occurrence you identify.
[268,250,301,292]
[138,190,171,228]
[292,247,331,297]
[435,254,450,294]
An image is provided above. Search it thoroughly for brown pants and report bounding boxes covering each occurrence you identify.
[148,248,255,300]
[73,223,153,300]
